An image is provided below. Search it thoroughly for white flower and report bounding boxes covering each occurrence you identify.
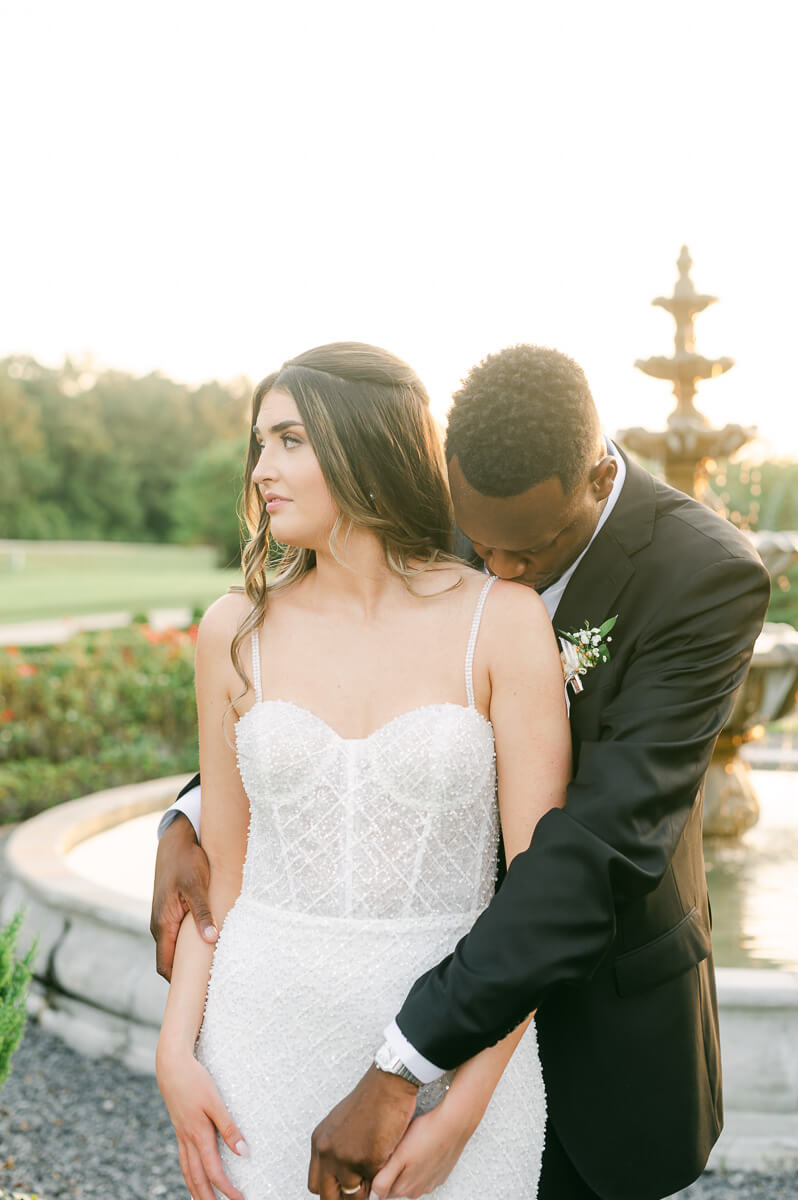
[558,615,618,697]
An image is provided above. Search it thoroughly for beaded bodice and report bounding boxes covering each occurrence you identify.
[234,575,499,921]
[199,572,547,1198]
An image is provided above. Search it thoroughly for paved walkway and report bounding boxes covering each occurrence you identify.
[0,608,193,646]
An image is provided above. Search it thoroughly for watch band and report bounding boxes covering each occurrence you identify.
[373,1040,422,1087]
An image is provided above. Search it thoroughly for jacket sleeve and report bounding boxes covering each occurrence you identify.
[395,553,771,1069]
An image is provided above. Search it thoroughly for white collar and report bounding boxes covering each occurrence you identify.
[538,438,626,621]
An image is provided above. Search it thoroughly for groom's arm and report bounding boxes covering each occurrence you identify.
[151,775,217,981]
[157,774,202,840]
[394,551,770,1067]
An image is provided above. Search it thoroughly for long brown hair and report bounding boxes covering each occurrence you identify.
[231,342,458,690]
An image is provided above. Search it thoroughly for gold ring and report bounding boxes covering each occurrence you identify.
[340,1186,361,1195]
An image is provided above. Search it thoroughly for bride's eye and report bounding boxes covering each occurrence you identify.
[281,433,303,449]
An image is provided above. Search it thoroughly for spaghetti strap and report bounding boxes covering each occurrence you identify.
[250,630,263,704]
[465,575,497,708]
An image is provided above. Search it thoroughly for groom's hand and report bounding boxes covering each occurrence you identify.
[308,1065,418,1197]
[151,813,217,980]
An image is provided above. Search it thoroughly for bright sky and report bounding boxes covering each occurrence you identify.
[3,1,797,455]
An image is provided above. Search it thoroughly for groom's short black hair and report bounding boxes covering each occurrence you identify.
[445,345,601,498]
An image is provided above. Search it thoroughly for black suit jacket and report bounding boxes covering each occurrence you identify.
[395,454,771,1200]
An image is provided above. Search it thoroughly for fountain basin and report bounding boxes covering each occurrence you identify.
[0,777,185,1074]
[704,621,798,837]
[1,775,797,1168]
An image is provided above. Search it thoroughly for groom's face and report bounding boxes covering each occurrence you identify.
[448,454,617,593]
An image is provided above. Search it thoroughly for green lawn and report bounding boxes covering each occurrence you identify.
[0,540,241,623]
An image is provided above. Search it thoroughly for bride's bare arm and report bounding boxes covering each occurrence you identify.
[156,597,252,1200]
[371,583,570,1199]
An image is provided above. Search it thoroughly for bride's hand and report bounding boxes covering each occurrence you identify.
[157,1048,249,1200]
[369,1100,477,1200]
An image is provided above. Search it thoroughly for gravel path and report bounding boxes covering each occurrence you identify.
[1,1021,795,1199]
[0,1023,183,1199]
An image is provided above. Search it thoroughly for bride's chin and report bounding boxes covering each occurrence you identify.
[269,523,323,553]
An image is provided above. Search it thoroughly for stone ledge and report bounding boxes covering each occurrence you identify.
[717,967,798,1009]
[707,1109,798,1171]
[2,775,190,935]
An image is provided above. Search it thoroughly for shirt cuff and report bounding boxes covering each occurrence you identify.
[383,1018,444,1085]
[157,785,202,842]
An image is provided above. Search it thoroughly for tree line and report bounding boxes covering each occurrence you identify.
[0,356,250,563]
[2,356,797,621]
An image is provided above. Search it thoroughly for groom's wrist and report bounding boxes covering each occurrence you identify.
[383,1019,444,1085]
[367,1061,419,1103]
[373,1041,422,1088]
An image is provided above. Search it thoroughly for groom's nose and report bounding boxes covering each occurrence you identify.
[484,550,527,580]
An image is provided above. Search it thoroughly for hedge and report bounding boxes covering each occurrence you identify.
[0,625,198,824]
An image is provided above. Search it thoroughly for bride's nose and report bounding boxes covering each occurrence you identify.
[252,447,276,487]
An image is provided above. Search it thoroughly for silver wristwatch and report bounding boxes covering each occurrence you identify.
[373,1040,422,1087]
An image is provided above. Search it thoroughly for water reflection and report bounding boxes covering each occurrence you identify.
[64,771,798,971]
[705,769,798,971]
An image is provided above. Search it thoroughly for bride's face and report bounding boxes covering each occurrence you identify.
[252,387,338,549]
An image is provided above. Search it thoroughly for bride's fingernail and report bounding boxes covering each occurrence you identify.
[203,925,218,942]
[235,1139,250,1157]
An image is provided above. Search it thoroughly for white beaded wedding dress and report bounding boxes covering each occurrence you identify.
[196,576,546,1197]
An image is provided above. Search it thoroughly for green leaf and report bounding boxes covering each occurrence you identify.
[598,615,618,637]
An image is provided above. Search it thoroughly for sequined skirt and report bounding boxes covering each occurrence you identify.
[196,896,546,1198]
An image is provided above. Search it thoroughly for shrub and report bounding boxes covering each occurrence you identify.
[0,625,199,823]
[0,912,36,1089]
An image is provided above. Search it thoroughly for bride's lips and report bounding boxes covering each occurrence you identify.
[263,492,291,513]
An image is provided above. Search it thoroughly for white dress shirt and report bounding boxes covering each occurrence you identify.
[157,784,201,840]
[538,439,626,620]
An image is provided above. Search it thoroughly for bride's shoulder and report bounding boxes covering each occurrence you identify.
[476,582,562,697]
[481,578,553,651]
[196,590,252,651]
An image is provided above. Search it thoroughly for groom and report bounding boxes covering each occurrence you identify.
[152,345,770,1200]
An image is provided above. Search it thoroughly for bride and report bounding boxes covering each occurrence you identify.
[156,342,571,1199]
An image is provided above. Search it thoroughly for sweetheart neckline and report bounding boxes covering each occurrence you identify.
[236,697,494,744]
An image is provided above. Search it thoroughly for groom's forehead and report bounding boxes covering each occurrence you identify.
[448,457,574,549]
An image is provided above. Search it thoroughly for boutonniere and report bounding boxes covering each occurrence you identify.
[558,616,617,696]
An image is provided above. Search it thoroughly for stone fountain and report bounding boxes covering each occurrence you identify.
[618,247,798,837]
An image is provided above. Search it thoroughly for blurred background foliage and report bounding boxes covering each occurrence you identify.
[173,436,249,567]
[709,460,798,628]
[0,356,251,562]
[0,627,198,823]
